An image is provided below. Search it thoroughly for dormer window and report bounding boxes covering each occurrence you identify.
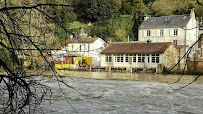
[183,16,187,19]
[151,18,156,22]
[165,17,170,20]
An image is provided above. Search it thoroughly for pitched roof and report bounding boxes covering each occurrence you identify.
[52,37,99,49]
[101,42,172,54]
[140,15,191,29]
[69,37,99,43]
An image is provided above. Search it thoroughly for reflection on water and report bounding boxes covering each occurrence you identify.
[57,70,203,84]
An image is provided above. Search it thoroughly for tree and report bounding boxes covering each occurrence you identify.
[73,0,121,22]
[120,2,133,15]
[132,0,150,40]
[0,0,77,113]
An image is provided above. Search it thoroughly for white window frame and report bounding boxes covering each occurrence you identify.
[138,54,145,63]
[160,29,164,36]
[173,29,178,36]
[151,54,159,63]
[141,54,145,62]
[138,54,142,62]
[105,54,111,63]
[157,29,164,37]
[173,40,177,45]
[133,54,136,63]
[120,54,123,62]
[147,30,151,37]
[125,54,129,62]
[115,54,123,63]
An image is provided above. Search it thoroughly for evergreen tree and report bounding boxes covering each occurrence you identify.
[73,0,121,22]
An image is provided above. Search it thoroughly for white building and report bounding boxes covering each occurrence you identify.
[139,9,199,58]
[51,37,106,67]
[100,42,183,71]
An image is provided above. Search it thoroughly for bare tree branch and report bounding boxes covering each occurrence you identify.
[197,0,203,6]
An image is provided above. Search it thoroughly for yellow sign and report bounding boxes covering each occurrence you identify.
[75,57,92,65]
[55,64,73,69]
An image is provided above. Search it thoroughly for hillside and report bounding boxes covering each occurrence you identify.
[152,0,203,17]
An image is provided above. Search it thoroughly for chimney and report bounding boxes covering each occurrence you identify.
[190,8,195,18]
[144,14,150,21]
[70,35,73,39]
[79,28,88,38]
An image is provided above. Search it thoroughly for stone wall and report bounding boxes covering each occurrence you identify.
[188,60,203,73]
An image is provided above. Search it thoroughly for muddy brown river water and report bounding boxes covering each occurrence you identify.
[37,71,203,114]
[57,71,203,84]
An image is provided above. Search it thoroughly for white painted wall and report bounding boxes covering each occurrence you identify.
[101,54,164,68]
[90,38,106,67]
[185,14,199,54]
[139,14,198,59]
[51,38,105,67]
[139,28,186,45]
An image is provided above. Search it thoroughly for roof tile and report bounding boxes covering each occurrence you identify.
[101,42,172,54]
[140,15,191,29]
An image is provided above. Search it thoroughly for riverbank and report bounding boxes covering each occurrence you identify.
[49,70,203,84]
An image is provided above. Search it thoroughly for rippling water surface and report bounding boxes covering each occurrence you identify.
[40,71,203,114]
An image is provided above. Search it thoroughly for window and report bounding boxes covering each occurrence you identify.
[88,44,90,52]
[138,54,142,62]
[141,54,145,62]
[147,30,151,37]
[133,54,136,62]
[156,55,159,63]
[146,54,150,63]
[125,54,129,62]
[151,54,159,63]
[173,29,178,36]
[117,56,120,62]
[160,29,164,36]
[165,17,170,20]
[173,40,177,45]
[80,44,81,52]
[105,54,111,63]
[115,54,123,62]
[121,54,123,62]
[138,54,145,63]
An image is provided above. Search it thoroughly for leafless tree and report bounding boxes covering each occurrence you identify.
[0,0,79,113]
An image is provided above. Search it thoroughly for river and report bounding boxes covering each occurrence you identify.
[39,71,203,114]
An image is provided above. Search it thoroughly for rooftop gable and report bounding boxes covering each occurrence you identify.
[69,37,99,43]
[140,15,191,29]
[53,37,100,49]
[101,42,173,54]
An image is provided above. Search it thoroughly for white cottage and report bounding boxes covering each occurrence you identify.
[51,37,106,67]
[139,9,199,58]
[101,42,183,71]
